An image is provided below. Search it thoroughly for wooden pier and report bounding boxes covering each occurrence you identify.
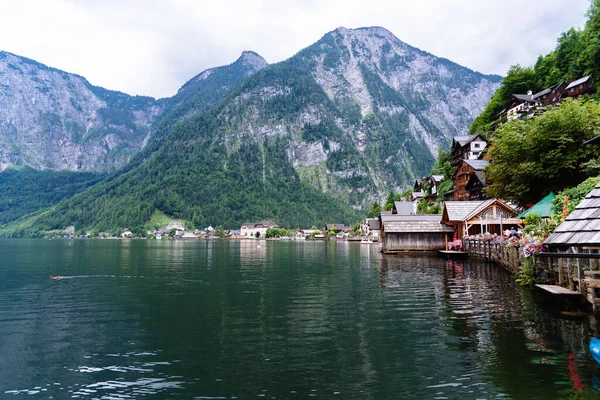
[535,284,580,295]
[438,250,468,258]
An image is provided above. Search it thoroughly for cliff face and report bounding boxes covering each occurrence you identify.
[0,51,164,171]
[0,50,268,172]
[195,27,501,207]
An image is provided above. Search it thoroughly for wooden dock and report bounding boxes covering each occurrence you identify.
[535,284,581,295]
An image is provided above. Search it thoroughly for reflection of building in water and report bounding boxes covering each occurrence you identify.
[239,239,267,266]
[119,238,131,267]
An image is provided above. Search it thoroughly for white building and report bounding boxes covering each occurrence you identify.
[240,220,278,238]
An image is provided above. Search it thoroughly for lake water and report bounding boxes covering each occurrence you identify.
[0,239,599,399]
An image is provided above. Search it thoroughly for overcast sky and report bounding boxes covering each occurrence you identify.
[0,0,591,99]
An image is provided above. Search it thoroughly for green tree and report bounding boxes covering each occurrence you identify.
[470,65,539,134]
[216,225,225,237]
[366,202,382,218]
[485,99,600,206]
[552,177,600,219]
[580,0,600,84]
[383,191,401,211]
[431,149,456,179]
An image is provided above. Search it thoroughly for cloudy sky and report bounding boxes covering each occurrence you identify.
[0,0,590,98]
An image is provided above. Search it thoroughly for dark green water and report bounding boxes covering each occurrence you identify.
[1,239,599,399]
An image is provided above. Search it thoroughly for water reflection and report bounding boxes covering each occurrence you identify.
[1,240,600,399]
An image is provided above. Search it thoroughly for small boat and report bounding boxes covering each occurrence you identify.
[360,238,373,244]
[590,338,600,364]
[49,275,63,280]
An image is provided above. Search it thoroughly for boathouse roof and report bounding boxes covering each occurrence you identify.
[545,183,600,246]
[381,214,454,233]
[443,200,488,221]
[442,199,517,222]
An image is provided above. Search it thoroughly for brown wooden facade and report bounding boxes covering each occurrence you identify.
[379,215,454,253]
[565,76,595,98]
[453,160,489,201]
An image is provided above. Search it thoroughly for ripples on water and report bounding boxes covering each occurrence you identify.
[0,240,598,399]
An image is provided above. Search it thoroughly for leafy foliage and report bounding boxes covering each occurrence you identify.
[0,167,105,224]
[265,227,293,238]
[551,177,600,218]
[516,257,537,287]
[416,199,441,214]
[366,202,382,218]
[485,100,600,206]
[471,1,600,133]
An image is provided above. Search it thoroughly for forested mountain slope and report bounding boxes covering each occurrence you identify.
[6,27,500,235]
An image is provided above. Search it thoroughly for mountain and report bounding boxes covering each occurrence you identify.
[7,27,501,235]
[140,50,268,154]
[0,51,164,171]
[0,50,268,172]
[0,51,268,226]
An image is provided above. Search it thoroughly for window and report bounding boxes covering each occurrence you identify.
[580,84,584,89]
[474,143,480,148]
[571,88,575,93]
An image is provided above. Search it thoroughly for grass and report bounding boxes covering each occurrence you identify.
[143,210,187,231]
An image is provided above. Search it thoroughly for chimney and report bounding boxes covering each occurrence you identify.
[527,90,533,96]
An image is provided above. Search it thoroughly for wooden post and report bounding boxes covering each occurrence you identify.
[577,257,583,294]
[567,257,573,290]
[558,258,564,286]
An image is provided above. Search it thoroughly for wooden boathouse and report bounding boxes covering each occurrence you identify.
[442,199,521,237]
[379,213,454,253]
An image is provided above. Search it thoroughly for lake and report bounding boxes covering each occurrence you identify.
[0,239,598,399]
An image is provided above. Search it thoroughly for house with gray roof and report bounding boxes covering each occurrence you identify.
[565,75,595,99]
[392,201,415,215]
[442,199,521,238]
[451,134,488,166]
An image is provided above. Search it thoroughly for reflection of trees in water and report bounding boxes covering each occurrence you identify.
[445,258,595,398]
[379,255,599,398]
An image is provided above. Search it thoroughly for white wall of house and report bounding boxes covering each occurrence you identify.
[468,140,487,159]
[241,226,268,237]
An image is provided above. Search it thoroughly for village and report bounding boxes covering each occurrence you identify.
[54,75,600,255]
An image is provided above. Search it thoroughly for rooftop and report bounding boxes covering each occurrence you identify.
[464,159,489,170]
[565,75,591,90]
[381,214,453,233]
[545,183,600,246]
[443,200,487,221]
[383,219,454,233]
[517,192,556,219]
[393,201,415,215]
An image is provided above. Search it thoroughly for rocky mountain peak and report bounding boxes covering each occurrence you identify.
[236,51,268,69]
